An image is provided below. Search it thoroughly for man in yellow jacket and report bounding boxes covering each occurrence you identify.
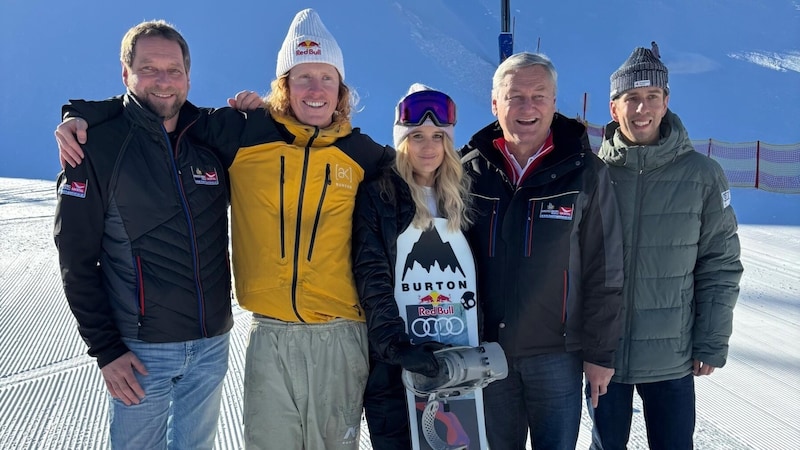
[56,9,393,449]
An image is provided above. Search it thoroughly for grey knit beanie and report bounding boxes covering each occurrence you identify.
[610,47,669,99]
[276,9,345,80]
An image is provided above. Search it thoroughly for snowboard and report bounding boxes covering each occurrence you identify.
[394,218,487,450]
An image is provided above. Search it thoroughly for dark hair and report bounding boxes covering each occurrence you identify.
[120,20,191,72]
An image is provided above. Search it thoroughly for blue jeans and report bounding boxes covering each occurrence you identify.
[109,332,230,450]
[586,374,695,450]
[483,351,583,450]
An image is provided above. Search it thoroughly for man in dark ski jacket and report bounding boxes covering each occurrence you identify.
[461,52,625,450]
[53,21,233,449]
[586,46,743,450]
[55,11,394,449]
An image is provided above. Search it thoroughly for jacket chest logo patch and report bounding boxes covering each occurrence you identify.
[539,202,573,220]
[721,189,731,208]
[334,163,354,190]
[192,167,219,186]
[60,179,88,199]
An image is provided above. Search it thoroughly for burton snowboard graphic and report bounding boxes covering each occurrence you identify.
[394,218,487,450]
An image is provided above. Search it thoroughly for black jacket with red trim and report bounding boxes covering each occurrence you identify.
[54,94,233,368]
[460,113,624,367]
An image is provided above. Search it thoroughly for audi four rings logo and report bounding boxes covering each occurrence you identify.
[411,317,465,337]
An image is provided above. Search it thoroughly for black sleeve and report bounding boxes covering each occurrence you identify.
[352,178,408,362]
[373,145,396,179]
[61,97,274,169]
[191,107,288,168]
[63,97,124,125]
[54,149,128,368]
[345,129,396,183]
[188,107,250,167]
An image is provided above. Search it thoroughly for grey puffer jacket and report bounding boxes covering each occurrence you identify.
[599,110,743,384]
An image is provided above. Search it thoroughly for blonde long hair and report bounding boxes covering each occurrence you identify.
[395,134,471,232]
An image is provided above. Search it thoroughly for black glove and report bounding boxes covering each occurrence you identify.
[392,341,446,377]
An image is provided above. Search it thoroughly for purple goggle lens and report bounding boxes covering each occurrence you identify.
[395,90,457,127]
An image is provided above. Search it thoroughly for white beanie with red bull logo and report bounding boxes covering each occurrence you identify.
[275,8,345,80]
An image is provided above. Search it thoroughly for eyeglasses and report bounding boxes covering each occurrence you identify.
[395,90,457,127]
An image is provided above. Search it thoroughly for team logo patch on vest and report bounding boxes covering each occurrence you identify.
[60,179,88,199]
[192,167,219,185]
[539,202,574,220]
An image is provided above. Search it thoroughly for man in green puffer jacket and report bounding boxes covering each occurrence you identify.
[586,46,743,450]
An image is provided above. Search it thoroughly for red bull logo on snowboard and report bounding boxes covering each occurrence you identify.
[418,305,454,316]
[418,291,454,316]
[419,290,451,304]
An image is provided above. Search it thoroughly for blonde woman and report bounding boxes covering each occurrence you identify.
[352,84,471,449]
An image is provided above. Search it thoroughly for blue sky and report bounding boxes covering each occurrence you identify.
[1,0,798,180]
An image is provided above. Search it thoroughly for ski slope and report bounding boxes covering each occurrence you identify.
[0,178,798,449]
[3,0,799,181]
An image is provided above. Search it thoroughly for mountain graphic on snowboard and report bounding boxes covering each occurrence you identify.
[401,226,466,279]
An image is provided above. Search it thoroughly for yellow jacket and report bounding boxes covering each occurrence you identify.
[197,110,394,323]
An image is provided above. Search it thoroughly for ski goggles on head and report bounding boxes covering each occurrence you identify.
[395,90,457,127]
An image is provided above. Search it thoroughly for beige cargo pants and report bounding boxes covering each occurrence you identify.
[243,317,369,449]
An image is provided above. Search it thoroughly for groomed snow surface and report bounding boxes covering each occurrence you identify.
[1,178,797,449]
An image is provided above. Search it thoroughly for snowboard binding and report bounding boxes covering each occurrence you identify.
[402,342,508,400]
[402,342,508,449]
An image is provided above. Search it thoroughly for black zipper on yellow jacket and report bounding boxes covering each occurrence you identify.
[291,127,320,322]
[280,156,286,258]
[308,163,331,260]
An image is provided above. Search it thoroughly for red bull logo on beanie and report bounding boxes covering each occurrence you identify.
[296,40,321,56]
